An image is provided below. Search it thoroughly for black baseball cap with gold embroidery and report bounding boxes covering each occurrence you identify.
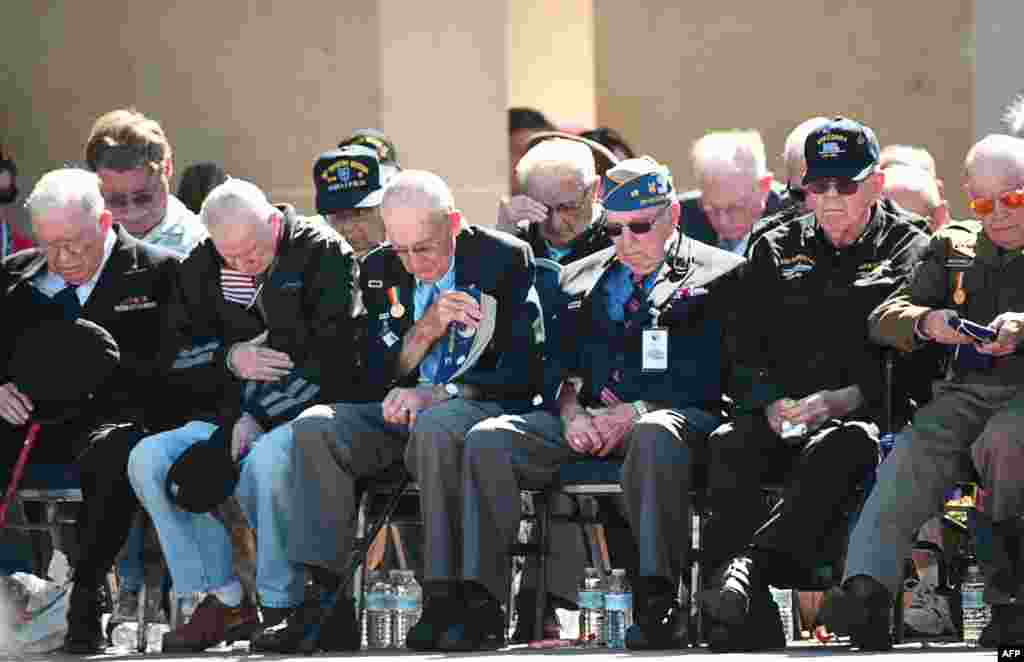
[803,117,880,185]
[314,145,396,214]
[338,128,400,168]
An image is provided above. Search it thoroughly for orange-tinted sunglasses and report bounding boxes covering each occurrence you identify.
[968,188,1024,216]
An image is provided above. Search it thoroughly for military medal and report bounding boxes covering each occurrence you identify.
[387,286,405,318]
[953,273,966,306]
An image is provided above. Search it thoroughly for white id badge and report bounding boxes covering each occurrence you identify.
[642,328,668,372]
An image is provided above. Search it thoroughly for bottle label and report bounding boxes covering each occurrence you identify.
[962,588,984,610]
[395,597,419,610]
[578,590,604,609]
[605,592,632,611]
[366,593,393,610]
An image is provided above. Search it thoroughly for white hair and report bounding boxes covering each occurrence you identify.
[515,138,597,192]
[782,117,829,185]
[879,144,937,177]
[381,170,455,218]
[24,168,104,227]
[965,134,1024,179]
[199,178,275,229]
[882,164,941,211]
[691,130,768,182]
[1004,95,1024,136]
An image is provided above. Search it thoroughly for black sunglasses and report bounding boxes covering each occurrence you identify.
[805,178,861,196]
[605,204,670,238]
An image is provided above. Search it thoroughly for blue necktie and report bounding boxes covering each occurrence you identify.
[52,284,81,320]
[418,284,443,383]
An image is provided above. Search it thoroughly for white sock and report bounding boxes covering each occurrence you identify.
[210,579,243,607]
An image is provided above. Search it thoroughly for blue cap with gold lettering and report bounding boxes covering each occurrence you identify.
[601,156,674,212]
[803,116,880,185]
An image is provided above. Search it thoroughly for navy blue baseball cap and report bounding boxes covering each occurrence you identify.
[314,145,397,214]
[803,117,880,184]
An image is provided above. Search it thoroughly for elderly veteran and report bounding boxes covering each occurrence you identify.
[0,168,181,653]
[314,144,398,258]
[829,134,1024,650]
[698,117,930,652]
[456,156,744,651]
[127,178,361,653]
[679,130,791,255]
[85,108,208,256]
[250,170,540,654]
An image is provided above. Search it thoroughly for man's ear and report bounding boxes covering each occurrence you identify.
[163,158,174,182]
[669,198,681,227]
[448,210,462,234]
[871,170,886,197]
[757,173,774,193]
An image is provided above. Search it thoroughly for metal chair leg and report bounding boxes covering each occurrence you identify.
[532,491,550,643]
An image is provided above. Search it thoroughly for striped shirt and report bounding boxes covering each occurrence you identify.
[221,269,258,307]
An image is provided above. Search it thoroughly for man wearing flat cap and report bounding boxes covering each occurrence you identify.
[127,178,361,652]
[0,168,181,653]
[697,117,930,651]
[456,156,744,651]
[314,144,397,257]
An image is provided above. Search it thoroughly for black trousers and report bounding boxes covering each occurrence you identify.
[0,419,146,586]
[702,413,878,587]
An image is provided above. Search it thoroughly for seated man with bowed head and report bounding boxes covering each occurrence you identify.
[252,170,541,654]
[458,157,745,651]
[698,117,930,652]
[0,168,181,653]
[830,134,1024,650]
[127,178,361,653]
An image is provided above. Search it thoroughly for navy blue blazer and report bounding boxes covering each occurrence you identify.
[358,224,541,412]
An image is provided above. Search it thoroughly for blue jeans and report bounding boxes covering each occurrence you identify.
[127,420,303,608]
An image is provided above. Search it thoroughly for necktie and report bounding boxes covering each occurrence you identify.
[52,284,81,320]
[418,284,444,384]
[622,272,646,328]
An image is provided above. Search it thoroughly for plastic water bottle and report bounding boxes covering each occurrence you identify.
[110,622,141,651]
[605,569,633,650]
[364,570,394,649]
[769,586,794,643]
[390,570,422,648]
[578,567,606,647]
[960,555,989,646]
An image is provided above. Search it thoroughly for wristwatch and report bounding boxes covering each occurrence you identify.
[631,400,650,419]
[444,383,461,399]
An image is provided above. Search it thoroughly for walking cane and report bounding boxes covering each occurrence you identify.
[0,422,42,529]
[299,473,412,654]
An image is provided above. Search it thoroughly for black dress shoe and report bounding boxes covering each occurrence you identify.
[437,596,505,651]
[251,589,358,653]
[63,583,106,654]
[625,576,688,650]
[510,589,565,643]
[706,588,785,653]
[819,574,892,651]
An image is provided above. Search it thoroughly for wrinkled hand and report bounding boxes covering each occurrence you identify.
[229,332,294,381]
[421,291,482,342]
[497,195,548,230]
[382,386,438,427]
[562,409,605,455]
[589,404,636,457]
[230,413,265,462]
[921,309,976,346]
[765,398,801,437]
[977,312,1024,356]
[0,382,33,426]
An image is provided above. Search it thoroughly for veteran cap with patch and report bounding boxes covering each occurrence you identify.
[339,128,400,168]
[601,156,674,212]
[314,145,397,214]
[803,116,880,185]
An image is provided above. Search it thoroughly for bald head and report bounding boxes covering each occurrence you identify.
[879,145,937,177]
[782,117,828,188]
[381,170,455,223]
[882,164,947,231]
[200,178,276,231]
[965,134,1024,180]
[381,170,459,283]
[691,130,768,183]
[200,179,280,274]
[516,138,596,197]
[965,134,1024,249]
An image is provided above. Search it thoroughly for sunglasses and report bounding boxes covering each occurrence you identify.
[968,188,1024,216]
[103,189,158,209]
[605,204,670,238]
[805,178,861,196]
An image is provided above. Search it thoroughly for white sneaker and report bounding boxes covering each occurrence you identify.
[903,578,954,636]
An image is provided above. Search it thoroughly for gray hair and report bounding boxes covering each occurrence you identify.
[1004,95,1024,136]
[882,164,941,211]
[691,130,769,182]
[965,134,1024,179]
[515,138,597,193]
[782,117,829,186]
[381,170,455,220]
[199,178,276,230]
[24,168,105,227]
[879,144,937,177]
